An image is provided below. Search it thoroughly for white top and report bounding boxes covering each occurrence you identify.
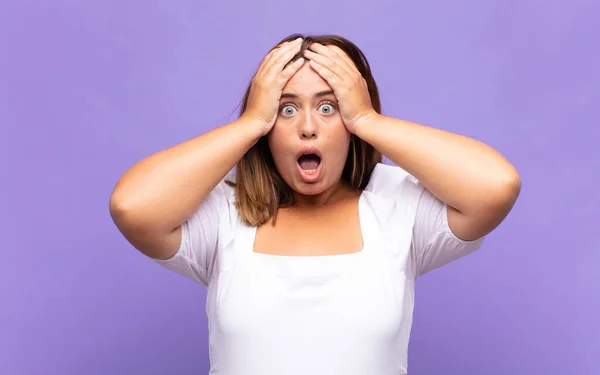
[155,163,484,375]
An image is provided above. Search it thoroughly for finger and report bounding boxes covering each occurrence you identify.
[308,59,342,87]
[259,38,302,76]
[309,43,357,77]
[279,57,306,83]
[307,42,336,57]
[255,39,298,76]
[304,48,351,80]
[257,44,285,73]
[256,40,295,76]
[263,39,304,78]
[327,45,360,74]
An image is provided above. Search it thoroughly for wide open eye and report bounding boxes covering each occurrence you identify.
[281,105,297,116]
[319,103,335,114]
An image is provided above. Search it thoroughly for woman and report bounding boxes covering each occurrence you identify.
[110,34,521,374]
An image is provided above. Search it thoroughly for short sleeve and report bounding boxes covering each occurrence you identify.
[153,172,235,286]
[412,187,485,277]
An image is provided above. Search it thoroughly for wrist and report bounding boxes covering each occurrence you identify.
[234,115,268,141]
[352,111,382,138]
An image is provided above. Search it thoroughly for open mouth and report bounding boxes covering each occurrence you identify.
[297,153,321,175]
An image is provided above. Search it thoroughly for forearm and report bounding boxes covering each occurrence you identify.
[355,114,521,217]
[109,117,263,232]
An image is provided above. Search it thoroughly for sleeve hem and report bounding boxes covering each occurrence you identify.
[441,204,486,245]
[151,224,208,276]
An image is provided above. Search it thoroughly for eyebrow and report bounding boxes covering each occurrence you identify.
[280,90,335,99]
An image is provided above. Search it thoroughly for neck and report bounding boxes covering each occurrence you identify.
[291,181,358,208]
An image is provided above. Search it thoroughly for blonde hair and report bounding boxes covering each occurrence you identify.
[227,34,382,226]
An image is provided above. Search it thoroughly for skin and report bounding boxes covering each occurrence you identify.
[267,62,355,206]
[109,39,306,259]
[257,62,364,255]
[304,43,521,241]
[109,37,521,261]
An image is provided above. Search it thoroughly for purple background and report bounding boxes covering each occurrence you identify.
[2,0,598,374]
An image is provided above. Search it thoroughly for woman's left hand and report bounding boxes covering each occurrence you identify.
[304,43,378,134]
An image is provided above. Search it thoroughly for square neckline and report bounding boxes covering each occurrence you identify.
[249,191,370,259]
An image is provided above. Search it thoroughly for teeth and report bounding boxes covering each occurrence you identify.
[302,169,318,175]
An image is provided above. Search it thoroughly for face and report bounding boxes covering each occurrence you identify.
[267,62,351,200]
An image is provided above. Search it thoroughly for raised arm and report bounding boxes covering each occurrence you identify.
[355,116,520,242]
[304,42,521,242]
[109,119,262,260]
[109,38,306,260]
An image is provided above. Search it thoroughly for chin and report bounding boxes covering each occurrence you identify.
[279,161,344,197]
[291,180,327,196]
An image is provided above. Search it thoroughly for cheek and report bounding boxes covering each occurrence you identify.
[267,125,292,166]
[330,122,352,150]
[336,139,352,164]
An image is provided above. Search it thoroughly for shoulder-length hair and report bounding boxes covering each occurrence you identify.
[228,34,382,226]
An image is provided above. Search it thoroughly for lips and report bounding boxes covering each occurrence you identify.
[296,146,323,183]
[296,146,322,161]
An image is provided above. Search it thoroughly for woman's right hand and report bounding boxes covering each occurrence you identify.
[241,38,305,136]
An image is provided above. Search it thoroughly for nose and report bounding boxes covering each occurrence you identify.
[299,112,318,139]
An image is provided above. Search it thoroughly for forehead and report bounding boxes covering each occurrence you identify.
[282,63,331,96]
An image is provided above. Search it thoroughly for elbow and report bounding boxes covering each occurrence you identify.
[108,189,144,230]
[500,168,521,207]
[109,194,132,234]
[109,190,131,221]
[486,169,521,215]
[460,171,521,237]
[108,189,177,236]
[109,192,161,244]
